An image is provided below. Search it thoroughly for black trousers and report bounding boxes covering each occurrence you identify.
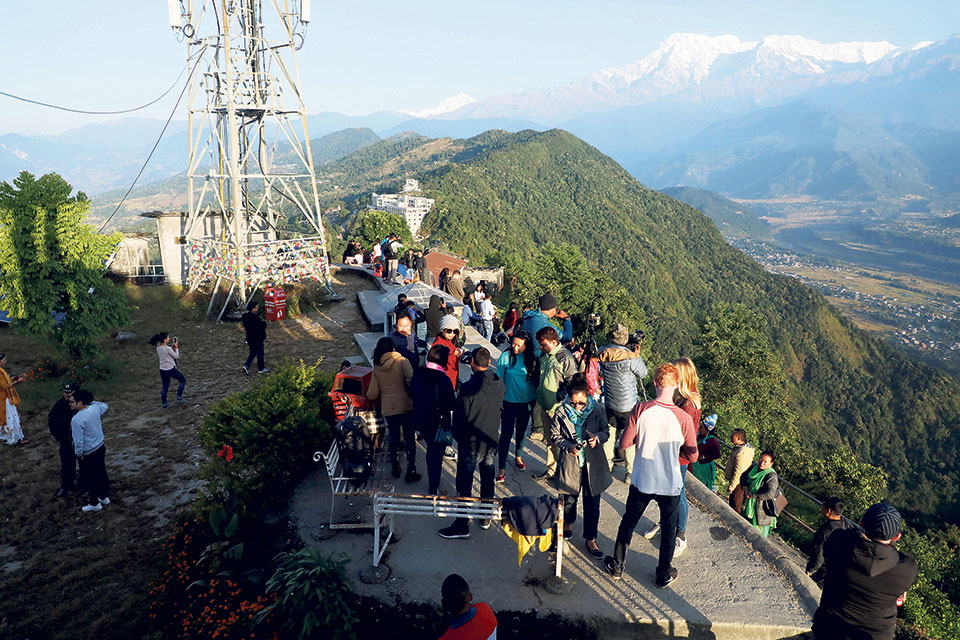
[385,412,417,469]
[563,471,602,540]
[78,445,110,506]
[613,485,680,581]
[58,438,77,490]
[451,440,496,530]
[244,340,265,370]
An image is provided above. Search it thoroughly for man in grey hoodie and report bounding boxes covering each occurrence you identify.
[598,324,648,479]
[69,390,111,513]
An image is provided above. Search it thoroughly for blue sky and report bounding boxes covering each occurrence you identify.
[1,0,958,135]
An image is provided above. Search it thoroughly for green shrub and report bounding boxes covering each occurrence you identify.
[259,549,359,640]
[198,361,336,517]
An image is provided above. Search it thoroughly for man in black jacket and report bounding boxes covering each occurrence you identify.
[806,496,853,586]
[241,301,269,375]
[48,383,79,498]
[813,502,918,640]
[438,348,504,540]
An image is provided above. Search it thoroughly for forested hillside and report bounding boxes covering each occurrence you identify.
[391,129,959,524]
[661,186,773,241]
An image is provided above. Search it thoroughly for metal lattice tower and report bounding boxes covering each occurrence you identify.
[169,0,332,315]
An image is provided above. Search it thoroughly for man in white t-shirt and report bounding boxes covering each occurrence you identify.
[603,362,698,589]
[479,297,496,339]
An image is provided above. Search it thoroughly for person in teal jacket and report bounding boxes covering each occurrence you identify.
[521,293,572,357]
[496,331,538,481]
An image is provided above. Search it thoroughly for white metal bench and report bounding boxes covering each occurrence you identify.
[371,492,565,577]
[313,436,391,529]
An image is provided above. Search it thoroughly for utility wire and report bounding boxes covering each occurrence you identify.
[98,47,207,233]
[0,54,199,115]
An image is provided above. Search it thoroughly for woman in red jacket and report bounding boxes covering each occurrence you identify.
[434,315,463,391]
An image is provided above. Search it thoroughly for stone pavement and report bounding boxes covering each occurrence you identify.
[291,433,816,639]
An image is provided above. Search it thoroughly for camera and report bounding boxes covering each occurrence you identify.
[587,313,601,329]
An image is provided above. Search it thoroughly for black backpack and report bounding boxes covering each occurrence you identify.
[335,415,374,479]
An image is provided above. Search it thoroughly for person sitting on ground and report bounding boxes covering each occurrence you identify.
[532,326,579,483]
[439,573,498,640]
[724,428,755,514]
[739,450,780,538]
[521,293,573,357]
[461,297,482,332]
[690,413,721,490]
[806,496,854,587]
[603,362,698,589]
[410,344,457,496]
[438,348,505,540]
[812,502,918,640]
[496,330,537,481]
[552,374,611,559]
[598,325,648,481]
[366,337,420,483]
[388,314,420,370]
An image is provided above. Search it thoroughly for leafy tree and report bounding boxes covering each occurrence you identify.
[0,171,129,357]
[346,210,412,249]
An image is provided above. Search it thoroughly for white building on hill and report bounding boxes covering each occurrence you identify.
[371,189,434,236]
[403,179,420,193]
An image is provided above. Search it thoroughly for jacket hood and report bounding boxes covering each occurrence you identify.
[851,537,903,578]
[428,295,441,310]
[378,350,406,369]
[474,368,501,388]
[599,345,638,363]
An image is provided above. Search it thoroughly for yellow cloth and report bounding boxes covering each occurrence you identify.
[502,522,554,566]
[0,367,20,426]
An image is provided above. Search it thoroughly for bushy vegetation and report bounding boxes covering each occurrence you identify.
[0,171,130,357]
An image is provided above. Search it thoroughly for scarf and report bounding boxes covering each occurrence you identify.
[564,396,595,467]
[0,367,20,426]
[743,464,774,524]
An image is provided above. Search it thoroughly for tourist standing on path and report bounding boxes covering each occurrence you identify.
[424,294,446,340]
[48,383,79,498]
[389,314,420,370]
[0,353,25,446]
[366,338,420,483]
[739,450,780,538]
[410,344,457,496]
[434,315,463,391]
[552,374,611,559]
[241,301,269,375]
[496,331,537,481]
[150,333,186,409]
[532,326,579,483]
[520,294,572,357]
[446,269,465,301]
[70,390,111,513]
[690,413,721,490]
[813,502,918,640]
[501,302,520,336]
[438,348,504,540]
[479,295,496,339]
[598,324,648,478]
[603,362,698,589]
[724,429,755,513]
[439,574,498,640]
[806,496,854,587]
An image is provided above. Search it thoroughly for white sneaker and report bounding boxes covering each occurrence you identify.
[642,523,660,539]
[82,503,103,513]
[99,497,111,505]
[675,536,688,557]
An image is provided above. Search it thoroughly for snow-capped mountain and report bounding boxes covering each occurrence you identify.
[448,33,930,123]
[400,93,476,119]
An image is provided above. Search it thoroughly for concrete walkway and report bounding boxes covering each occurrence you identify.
[291,434,815,639]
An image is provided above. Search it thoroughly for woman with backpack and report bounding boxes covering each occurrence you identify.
[149,333,186,409]
[496,330,537,482]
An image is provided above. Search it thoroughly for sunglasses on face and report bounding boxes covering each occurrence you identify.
[570,400,588,408]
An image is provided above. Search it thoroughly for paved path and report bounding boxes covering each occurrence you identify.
[292,435,814,639]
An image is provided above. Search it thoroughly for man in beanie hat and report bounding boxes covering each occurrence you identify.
[48,383,80,498]
[813,502,918,640]
[598,324,648,479]
[520,293,572,358]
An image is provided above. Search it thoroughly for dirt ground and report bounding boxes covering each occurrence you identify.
[0,269,376,640]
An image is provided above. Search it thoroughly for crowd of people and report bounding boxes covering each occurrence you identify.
[342,235,427,285]
[363,286,918,639]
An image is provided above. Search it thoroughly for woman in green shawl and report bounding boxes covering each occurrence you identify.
[739,450,780,537]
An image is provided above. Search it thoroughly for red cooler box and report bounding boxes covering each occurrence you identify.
[264,287,287,321]
[329,365,376,420]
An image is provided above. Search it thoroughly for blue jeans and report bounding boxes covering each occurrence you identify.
[160,367,186,405]
[481,319,494,339]
[678,464,689,533]
[498,401,533,470]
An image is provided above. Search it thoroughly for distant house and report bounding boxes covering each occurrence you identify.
[423,249,467,289]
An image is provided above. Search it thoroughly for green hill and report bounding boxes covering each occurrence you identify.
[661,186,773,241]
[355,128,957,523]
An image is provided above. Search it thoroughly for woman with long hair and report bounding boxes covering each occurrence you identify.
[0,353,25,445]
[670,356,701,556]
[501,302,520,336]
[149,333,186,409]
[496,330,537,481]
